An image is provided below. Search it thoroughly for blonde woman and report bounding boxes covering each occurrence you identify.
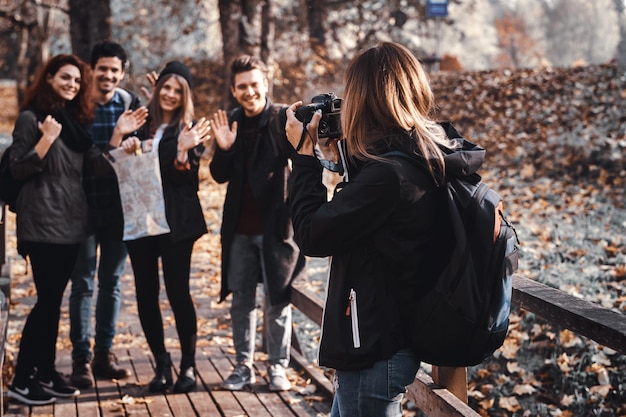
[121,61,209,393]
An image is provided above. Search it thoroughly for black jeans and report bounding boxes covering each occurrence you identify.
[13,241,80,384]
[126,234,197,359]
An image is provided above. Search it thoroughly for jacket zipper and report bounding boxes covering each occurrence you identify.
[347,288,361,348]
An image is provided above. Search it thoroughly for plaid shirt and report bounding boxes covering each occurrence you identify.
[84,92,127,209]
[92,92,126,146]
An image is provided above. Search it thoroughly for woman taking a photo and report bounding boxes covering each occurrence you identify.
[285,42,473,416]
[8,54,103,405]
[121,61,209,394]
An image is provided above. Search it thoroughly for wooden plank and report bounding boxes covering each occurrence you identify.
[290,281,324,327]
[512,274,626,353]
[53,399,78,417]
[196,347,247,416]
[93,369,123,416]
[75,399,100,417]
[255,391,294,417]
[128,347,173,415]
[29,404,54,416]
[289,349,333,398]
[75,396,100,417]
[187,391,222,416]
[432,367,468,403]
[166,392,199,417]
[255,360,328,417]
[4,402,29,416]
[166,350,200,416]
[406,371,480,417]
[116,347,151,416]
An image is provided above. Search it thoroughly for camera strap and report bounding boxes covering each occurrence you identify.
[318,158,344,175]
[295,126,309,152]
[297,121,345,175]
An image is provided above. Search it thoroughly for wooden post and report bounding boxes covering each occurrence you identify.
[432,366,468,403]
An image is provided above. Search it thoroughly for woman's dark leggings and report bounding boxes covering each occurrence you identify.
[14,242,80,384]
[126,234,197,358]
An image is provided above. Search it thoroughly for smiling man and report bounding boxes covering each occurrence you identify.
[209,55,306,392]
[69,41,147,389]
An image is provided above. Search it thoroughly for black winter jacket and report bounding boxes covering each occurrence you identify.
[11,110,111,248]
[288,124,483,370]
[209,99,306,306]
[134,122,207,243]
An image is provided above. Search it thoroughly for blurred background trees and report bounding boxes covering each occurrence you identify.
[1,0,625,105]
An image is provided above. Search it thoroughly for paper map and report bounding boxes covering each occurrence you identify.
[107,148,170,240]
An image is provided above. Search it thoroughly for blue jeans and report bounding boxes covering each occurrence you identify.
[228,234,291,367]
[69,231,127,360]
[330,349,420,417]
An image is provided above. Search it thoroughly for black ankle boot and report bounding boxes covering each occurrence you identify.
[149,352,173,392]
[174,355,196,393]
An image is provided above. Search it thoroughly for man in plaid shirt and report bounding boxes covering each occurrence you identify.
[69,41,148,389]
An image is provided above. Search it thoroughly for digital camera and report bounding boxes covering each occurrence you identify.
[295,93,343,140]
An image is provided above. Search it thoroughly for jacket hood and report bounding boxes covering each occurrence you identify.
[439,122,485,181]
[442,138,485,180]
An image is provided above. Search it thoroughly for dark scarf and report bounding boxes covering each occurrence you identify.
[28,106,93,153]
[53,108,93,153]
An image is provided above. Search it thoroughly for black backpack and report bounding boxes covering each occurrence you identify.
[384,142,519,367]
[0,146,26,213]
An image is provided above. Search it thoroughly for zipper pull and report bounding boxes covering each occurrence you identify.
[346,289,354,316]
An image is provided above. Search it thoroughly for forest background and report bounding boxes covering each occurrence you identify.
[1,1,626,416]
[2,0,626,111]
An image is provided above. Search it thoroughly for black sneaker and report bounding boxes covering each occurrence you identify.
[38,371,80,397]
[8,376,56,406]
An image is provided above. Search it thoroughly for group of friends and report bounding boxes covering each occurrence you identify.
[7,40,473,417]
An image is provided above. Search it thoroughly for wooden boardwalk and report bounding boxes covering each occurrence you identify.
[5,345,331,416]
[2,206,333,417]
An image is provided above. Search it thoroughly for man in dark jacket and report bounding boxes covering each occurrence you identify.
[209,55,306,392]
[69,41,147,388]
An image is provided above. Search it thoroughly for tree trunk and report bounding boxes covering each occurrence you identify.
[240,0,262,57]
[218,0,241,109]
[15,0,43,104]
[218,0,274,108]
[305,0,327,57]
[261,0,274,97]
[68,0,111,63]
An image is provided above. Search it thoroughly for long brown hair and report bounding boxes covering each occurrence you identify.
[20,54,94,125]
[147,73,194,129]
[341,42,456,176]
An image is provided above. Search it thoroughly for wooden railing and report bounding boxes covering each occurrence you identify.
[288,272,626,417]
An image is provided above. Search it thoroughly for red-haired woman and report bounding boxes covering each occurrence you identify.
[7,54,110,405]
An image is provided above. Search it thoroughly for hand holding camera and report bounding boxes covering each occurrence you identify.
[286,93,345,173]
[286,101,319,156]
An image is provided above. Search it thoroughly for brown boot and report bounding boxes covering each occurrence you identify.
[71,358,94,388]
[92,349,131,380]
